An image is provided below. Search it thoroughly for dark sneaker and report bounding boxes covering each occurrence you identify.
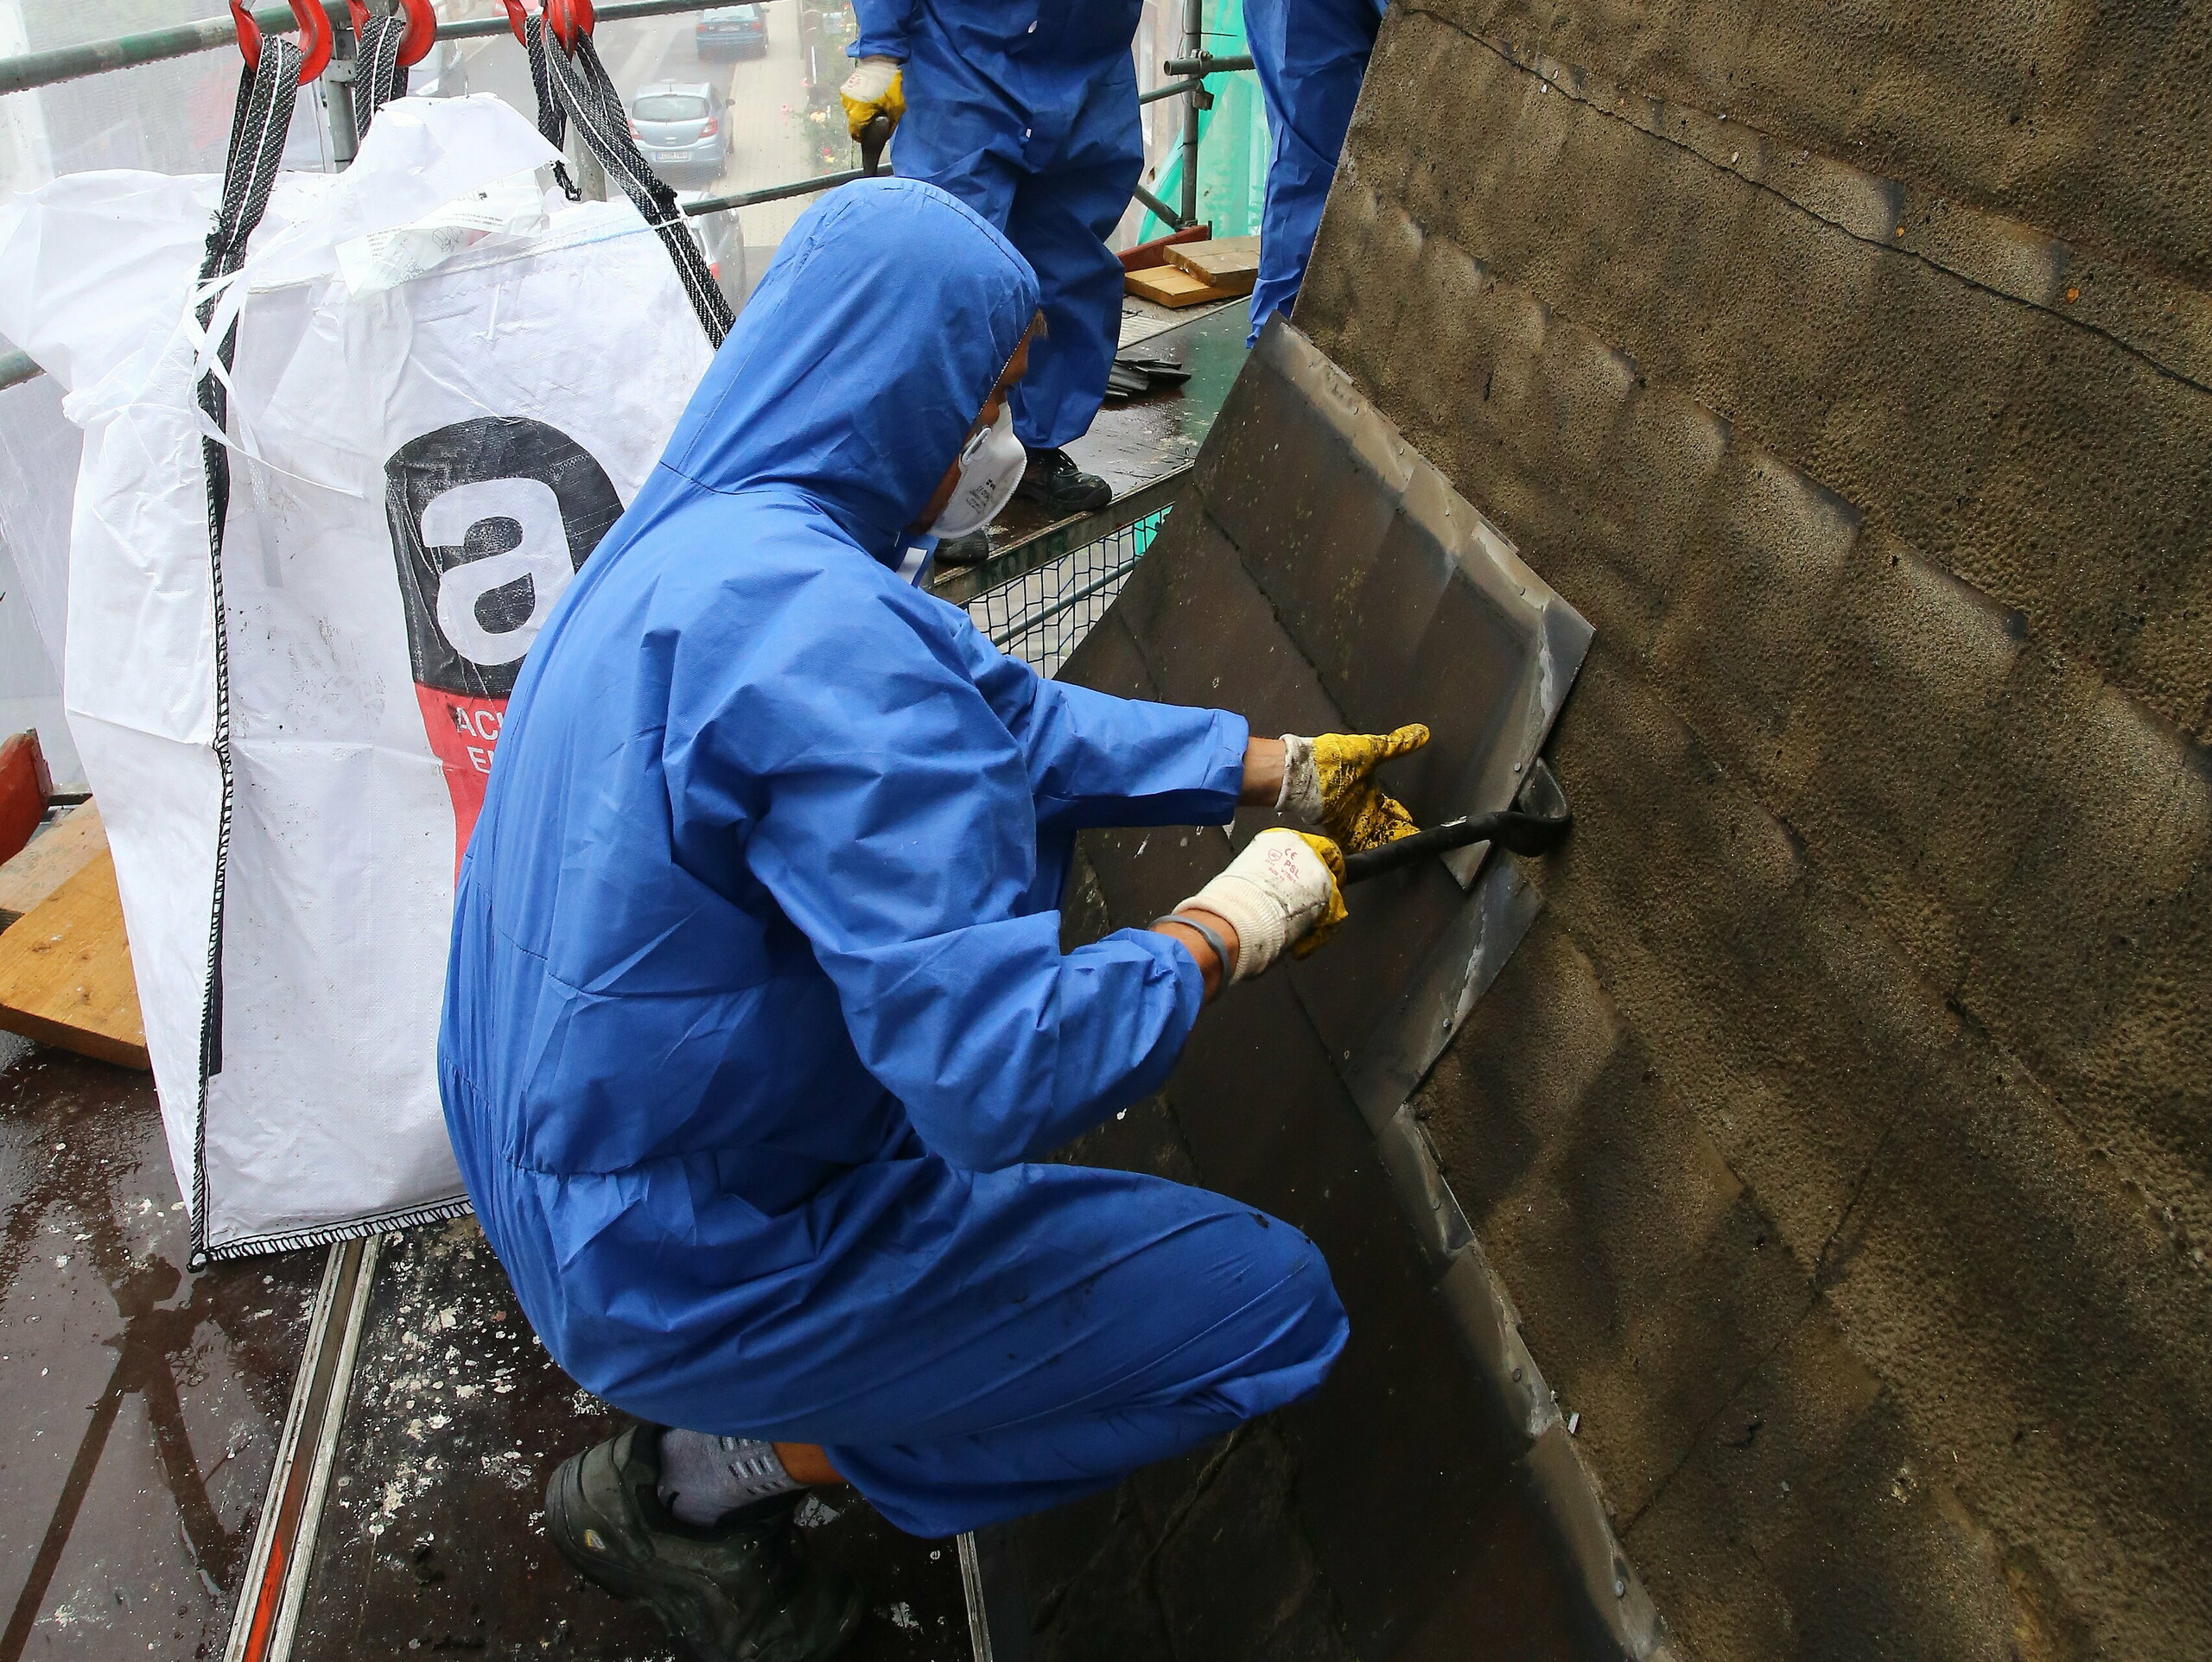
[934,529,994,566]
[1014,447,1111,516]
[546,1424,863,1661]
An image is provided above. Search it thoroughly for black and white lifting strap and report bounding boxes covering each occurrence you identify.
[188,35,302,1258]
[524,16,735,346]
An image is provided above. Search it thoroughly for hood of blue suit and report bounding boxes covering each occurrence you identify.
[656,177,1039,558]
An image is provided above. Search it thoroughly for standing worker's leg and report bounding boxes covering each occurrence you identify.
[1001,163,1136,451]
[1243,0,1388,342]
[1001,111,1146,513]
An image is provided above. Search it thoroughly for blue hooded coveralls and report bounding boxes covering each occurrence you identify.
[1243,0,1388,341]
[851,0,1143,450]
[438,180,1348,1538]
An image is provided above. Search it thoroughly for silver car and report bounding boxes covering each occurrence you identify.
[628,81,729,182]
[677,191,753,315]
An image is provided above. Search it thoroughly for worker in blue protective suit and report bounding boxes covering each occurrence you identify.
[838,1,1141,564]
[439,178,1434,1662]
[1243,0,1389,342]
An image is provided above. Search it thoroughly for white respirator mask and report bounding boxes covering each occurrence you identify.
[927,404,1027,539]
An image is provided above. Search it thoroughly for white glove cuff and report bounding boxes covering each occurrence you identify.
[1176,829,1334,982]
[1173,881,1281,983]
[842,56,900,99]
[1276,733,1322,825]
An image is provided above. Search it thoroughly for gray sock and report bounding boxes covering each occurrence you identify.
[657,1429,802,1526]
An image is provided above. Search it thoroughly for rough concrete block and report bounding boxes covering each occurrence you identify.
[1815,1034,2212,1655]
[1526,655,1939,1272]
[1329,12,2212,737]
[1619,1309,2049,1662]
[1414,916,1811,1522]
[1644,448,1861,779]
[1766,529,2030,989]
[1421,0,2212,292]
[1946,655,2212,1245]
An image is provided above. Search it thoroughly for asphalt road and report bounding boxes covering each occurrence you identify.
[443,2,849,256]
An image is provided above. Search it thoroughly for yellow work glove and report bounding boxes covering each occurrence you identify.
[1171,829,1348,981]
[1286,831,1349,961]
[839,56,905,142]
[1278,725,1430,854]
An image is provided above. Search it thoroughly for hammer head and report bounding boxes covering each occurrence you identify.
[860,115,893,177]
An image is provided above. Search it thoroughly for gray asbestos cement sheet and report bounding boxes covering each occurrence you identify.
[1198,318,1592,887]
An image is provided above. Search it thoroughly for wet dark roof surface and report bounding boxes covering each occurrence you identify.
[0,1041,322,1659]
[291,1217,969,1660]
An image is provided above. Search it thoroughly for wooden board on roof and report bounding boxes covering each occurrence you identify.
[0,800,108,931]
[1164,235,1261,294]
[1124,263,1243,308]
[0,847,149,1070]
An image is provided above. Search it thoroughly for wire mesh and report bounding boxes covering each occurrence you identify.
[968,505,1171,677]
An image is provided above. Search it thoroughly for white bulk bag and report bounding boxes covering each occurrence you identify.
[0,95,716,1258]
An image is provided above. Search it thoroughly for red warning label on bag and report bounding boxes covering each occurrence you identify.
[384,416,623,874]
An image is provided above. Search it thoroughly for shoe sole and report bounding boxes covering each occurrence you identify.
[545,1457,866,1662]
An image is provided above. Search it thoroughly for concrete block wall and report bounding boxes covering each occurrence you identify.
[1295,5,2211,1656]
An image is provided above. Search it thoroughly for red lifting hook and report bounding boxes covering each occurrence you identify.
[230,0,335,83]
[348,0,440,67]
[547,0,596,52]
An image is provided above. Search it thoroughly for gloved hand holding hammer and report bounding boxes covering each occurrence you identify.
[1152,726,1429,995]
[1277,725,1431,852]
[839,56,904,142]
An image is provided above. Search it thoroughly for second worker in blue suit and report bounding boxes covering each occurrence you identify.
[841,0,1140,552]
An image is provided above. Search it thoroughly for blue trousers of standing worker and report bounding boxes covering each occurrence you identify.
[1244,0,1388,342]
[893,55,1142,449]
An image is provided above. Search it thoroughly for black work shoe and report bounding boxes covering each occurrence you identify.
[934,529,993,566]
[546,1424,863,1661]
[1014,446,1111,516]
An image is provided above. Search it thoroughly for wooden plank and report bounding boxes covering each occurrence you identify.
[1123,263,1242,308]
[1119,222,1212,271]
[0,729,50,866]
[1164,235,1261,294]
[0,800,108,932]
[0,848,149,1069]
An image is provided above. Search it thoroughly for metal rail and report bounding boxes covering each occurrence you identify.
[0,3,1254,393]
[0,0,743,97]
